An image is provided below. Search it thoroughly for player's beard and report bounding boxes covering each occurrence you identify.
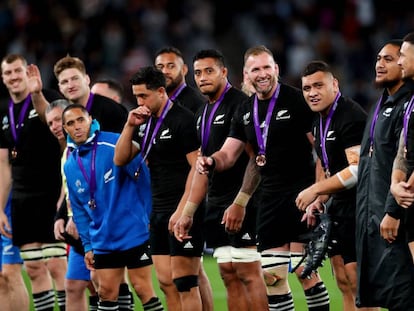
[166,74,183,94]
[374,78,400,90]
[254,75,277,99]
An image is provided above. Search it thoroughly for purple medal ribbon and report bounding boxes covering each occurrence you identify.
[85,93,95,112]
[368,95,383,156]
[135,99,174,177]
[200,82,231,154]
[319,91,341,175]
[402,94,414,157]
[8,94,32,149]
[170,83,187,101]
[76,134,98,209]
[253,83,281,156]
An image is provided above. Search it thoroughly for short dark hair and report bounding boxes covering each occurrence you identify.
[62,103,89,124]
[302,60,332,77]
[93,78,124,100]
[1,54,27,73]
[376,39,403,54]
[192,49,225,67]
[155,46,184,60]
[129,66,166,90]
[385,39,403,48]
[403,32,414,45]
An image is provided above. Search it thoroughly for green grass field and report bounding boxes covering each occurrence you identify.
[23,254,352,311]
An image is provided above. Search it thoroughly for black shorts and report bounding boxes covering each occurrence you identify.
[93,241,152,269]
[204,201,257,249]
[150,210,204,257]
[11,191,59,246]
[327,216,356,264]
[256,190,308,252]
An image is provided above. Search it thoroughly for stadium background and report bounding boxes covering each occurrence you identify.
[0,0,413,111]
[1,0,409,309]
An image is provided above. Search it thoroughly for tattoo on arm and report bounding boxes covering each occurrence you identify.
[240,157,261,195]
[393,131,408,174]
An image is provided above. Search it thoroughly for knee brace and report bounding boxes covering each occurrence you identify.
[231,247,261,263]
[213,246,232,264]
[173,275,198,292]
[42,242,67,259]
[290,251,306,272]
[20,247,44,262]
[261,250,291,296]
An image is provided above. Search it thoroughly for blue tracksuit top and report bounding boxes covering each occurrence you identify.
[64,120,152,254]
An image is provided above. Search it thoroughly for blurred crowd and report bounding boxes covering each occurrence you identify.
[0,0,413,110]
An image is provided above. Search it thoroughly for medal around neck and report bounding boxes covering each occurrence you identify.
[256,154,266,167]
[11,147,17,159]
[88,199,96,210]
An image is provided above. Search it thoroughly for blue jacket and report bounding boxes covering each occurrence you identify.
[64,120,151,254]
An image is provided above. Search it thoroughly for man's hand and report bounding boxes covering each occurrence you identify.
[54,219,65,241]
[296,186,318,211]
[0,211,12,238]
[27,64,43,94]
[127,106,151,127]
[65,217,79,239]
[390,181,414,208]
[380,214,400,243]
[300,196,328,227]
[196,156,214,175]
[174,215,193,242]
[168,210,181,235]
[84,251,95,271]
[222,203,245,233]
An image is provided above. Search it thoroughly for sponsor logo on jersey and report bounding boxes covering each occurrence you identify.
[2,116,9,130]
[243,112,251,125]
[75,179,86,194]
[138,124,146,137]
[183,241,194,249]
[241,233,252,240]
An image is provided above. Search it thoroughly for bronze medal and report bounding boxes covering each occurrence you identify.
[11,148,17,159]
[256,154,266,167]
[88,199,96,210]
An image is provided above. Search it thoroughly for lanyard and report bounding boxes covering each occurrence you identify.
[403,94,414,158]
[135,99,174,178]
[200,82,231,154]
[170,83,186,100]
[8,94,32,147]
[368,95,383,157]
[319,92,341,176]
[253,83,281,156]
[76,134,98,209]
[85,93,95,112]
